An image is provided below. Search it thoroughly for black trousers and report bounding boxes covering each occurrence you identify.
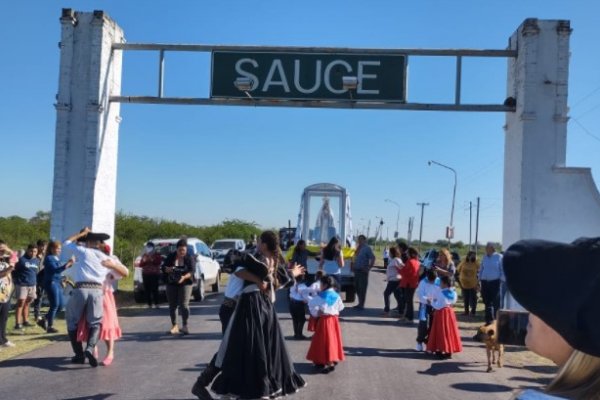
[383,281,401,312]
[462,288,477,314]
[416,304,434,343]
[33,283,44,319]
[0,302,9,345]
[288,299,306,337]
[481,279,501,324]
[218,300,236,334]
[402,287,416,321]
[142,274,160,306]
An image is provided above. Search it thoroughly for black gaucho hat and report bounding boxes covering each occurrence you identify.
[81,232,111,242]
[223,250,269,280]
[503,237,600,357]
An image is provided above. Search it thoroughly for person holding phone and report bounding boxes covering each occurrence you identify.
[504,237,600,400]
[161,238,194,335]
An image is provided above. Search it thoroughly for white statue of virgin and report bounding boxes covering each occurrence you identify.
[315,197,335,244]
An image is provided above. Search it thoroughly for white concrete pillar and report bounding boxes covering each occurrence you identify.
[50,9,124,247]
[503,18,600,249]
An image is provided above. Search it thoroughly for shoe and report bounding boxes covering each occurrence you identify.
[352,305,364,310]
[180,326,189,335]
[85,349,98,367]
[71,355,86,364]
[1,341,16,348]
[462,311,469,316]
[415,343,423,352]
[169,325,179,335]
[381,312,390,317]
[320,365,334,374]
[37,318,48,331]
[22,321,33,328]
[154,304,160,309]
[47,327,59,334]
[13,324,23,331]
[101,355,113,366]
[191,381,214,400]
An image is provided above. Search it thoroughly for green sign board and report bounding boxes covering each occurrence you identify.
[211,51,406,102]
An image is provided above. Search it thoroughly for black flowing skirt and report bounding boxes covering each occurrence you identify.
[211,290,306,399]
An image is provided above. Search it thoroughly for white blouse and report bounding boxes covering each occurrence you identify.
[308,288,344,317]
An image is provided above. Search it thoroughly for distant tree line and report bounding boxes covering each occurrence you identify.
[0,211,262,267]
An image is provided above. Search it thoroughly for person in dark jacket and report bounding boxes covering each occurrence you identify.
[12,244,40,330]
[162,239,195,335]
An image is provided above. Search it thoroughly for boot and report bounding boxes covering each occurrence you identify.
[84,325,101,367]
[68,330,85,364]
[191,363,220,400]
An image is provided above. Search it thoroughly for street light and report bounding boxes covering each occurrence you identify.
[234,77,254,99]
[384,199,400,239]
[428,160,457,242]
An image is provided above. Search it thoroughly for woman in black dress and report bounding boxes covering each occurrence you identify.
[210,230,306,399]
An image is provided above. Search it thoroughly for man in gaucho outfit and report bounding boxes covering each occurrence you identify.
[63,228,128,367]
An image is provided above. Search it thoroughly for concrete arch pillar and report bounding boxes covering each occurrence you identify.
[503,19,600,250]
[50,9,124,247]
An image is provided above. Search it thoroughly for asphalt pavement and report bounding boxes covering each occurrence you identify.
[0,269,554,400]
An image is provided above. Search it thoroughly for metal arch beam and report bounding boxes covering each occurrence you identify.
[112,42,517,58]
[109,95,514,112]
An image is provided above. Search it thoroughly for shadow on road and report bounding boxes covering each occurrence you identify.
[119,331,222,342]
[63,394,114,400]
[451,382,513,393]
[344,346,431,360]
[418,361,485,376]
[0,356,74,372]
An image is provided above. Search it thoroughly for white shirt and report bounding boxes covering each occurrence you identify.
[431,286,457,310]
[289,281,308,302]
[386,257,403,281]
[479,252,503,281]
[308,288,344,317]
[302,280,321,302]
[416,277,440,305]
[63,241,111,284]
[224,267,245,299]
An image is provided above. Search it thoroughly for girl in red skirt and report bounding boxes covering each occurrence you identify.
[426,275,463,359]
[306,275,345,373]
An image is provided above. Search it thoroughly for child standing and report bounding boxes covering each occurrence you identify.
[415,269,440,351]
[289,274,309,340]
[426,275,462,359]
[305,270,324,332]
[306,275,345,373]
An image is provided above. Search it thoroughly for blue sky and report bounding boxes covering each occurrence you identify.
[1,1,599,244]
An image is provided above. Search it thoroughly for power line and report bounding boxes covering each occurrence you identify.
[571,85,600,108]
[571,118,600,144]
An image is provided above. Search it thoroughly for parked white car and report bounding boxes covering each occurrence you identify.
[211,238,246,266]
[133,237,220,302]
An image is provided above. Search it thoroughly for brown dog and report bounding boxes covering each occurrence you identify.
[475,322,504,372]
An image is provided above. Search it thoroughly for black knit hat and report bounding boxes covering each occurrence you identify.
[503,237,600,357]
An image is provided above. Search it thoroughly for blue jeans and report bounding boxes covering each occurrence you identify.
[45,280,64,328]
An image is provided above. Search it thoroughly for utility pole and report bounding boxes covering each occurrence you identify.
[469,201,473,250]
[416,203,429,253]
[407,217,414,245]
[474,197,480,256]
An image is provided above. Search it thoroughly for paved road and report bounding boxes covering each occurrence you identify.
[0,269,554,400]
